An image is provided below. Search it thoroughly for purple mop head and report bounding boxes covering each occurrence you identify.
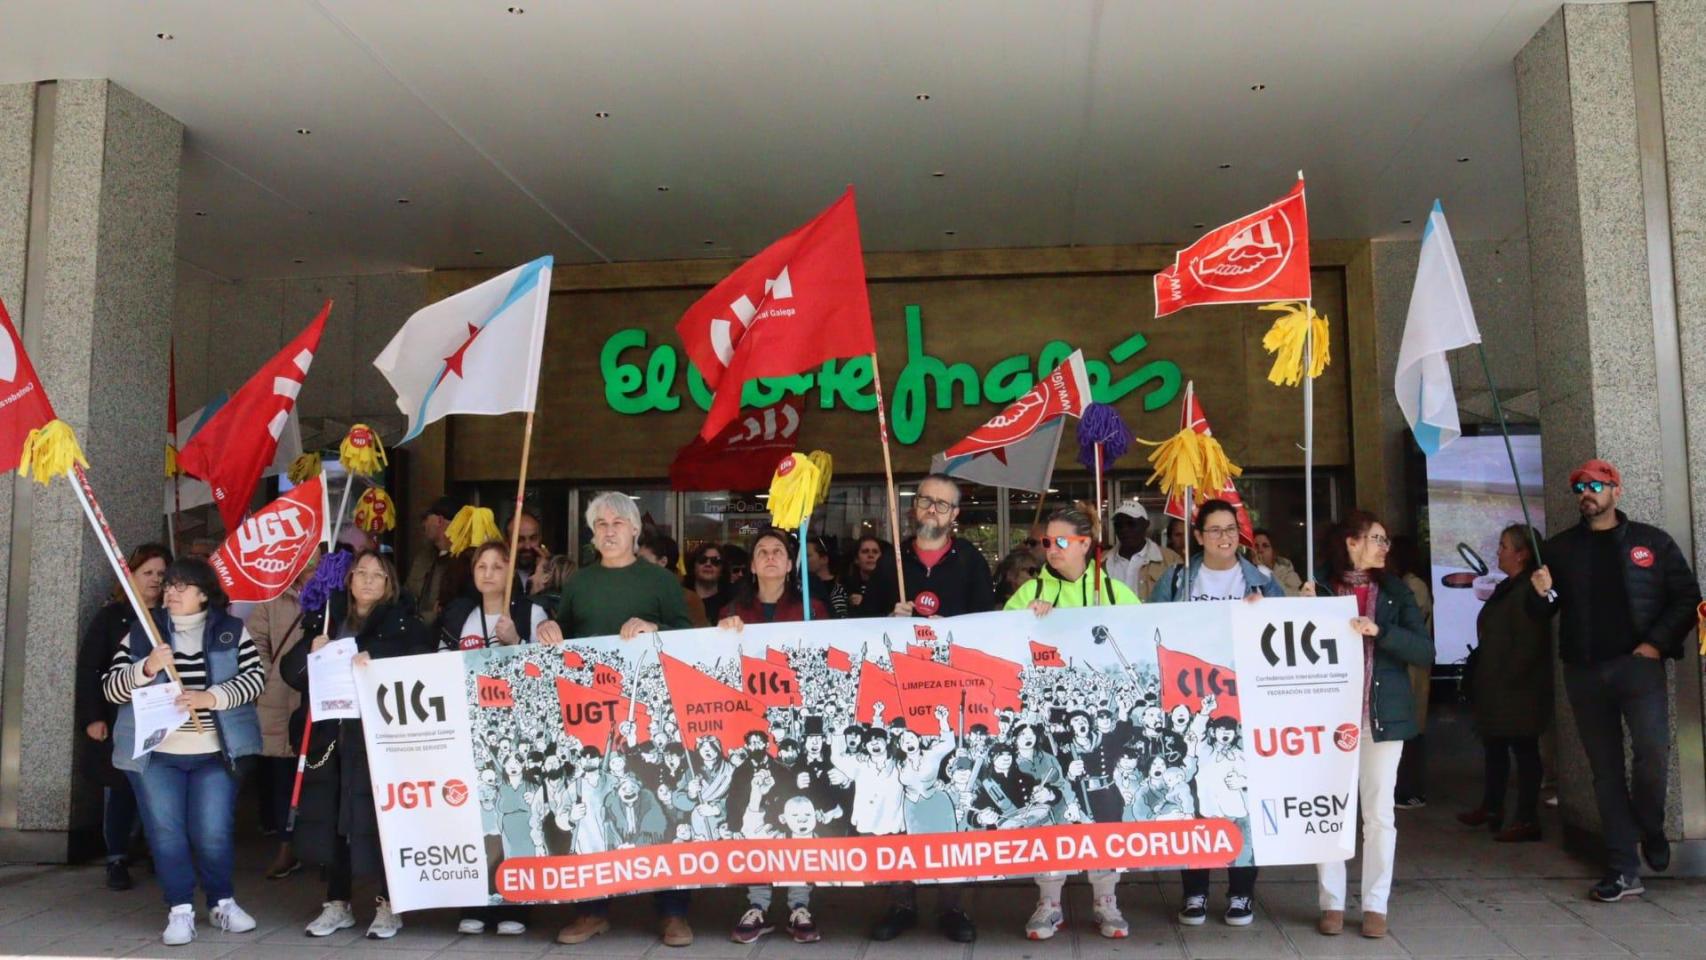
[299,549,353,613]
[1076,402,1132,469]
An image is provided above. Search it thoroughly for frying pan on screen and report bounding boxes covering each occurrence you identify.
[1441,542,1490,591]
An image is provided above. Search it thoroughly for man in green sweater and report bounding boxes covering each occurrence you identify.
[536,491,692,945]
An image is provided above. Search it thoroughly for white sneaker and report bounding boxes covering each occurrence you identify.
[307,901,356,937]
[367,898,402,940]
[162,905,197,946]
[1093,895,1129,939]
[457,918,486,935]
[496,920,526,936]
[212,898,256,934]
[1025,899,1063,940]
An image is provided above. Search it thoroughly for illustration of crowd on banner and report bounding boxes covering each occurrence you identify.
[358,601,1362,911]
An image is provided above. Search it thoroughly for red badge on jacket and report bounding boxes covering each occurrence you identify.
[914,591,941,617]
[1631,546,1655,568]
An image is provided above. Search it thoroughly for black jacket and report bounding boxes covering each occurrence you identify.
[281,595,432,876]
[862,537,996,619]
[1308,571,1435,742]
[76,601,141,787]
[435,591,544,650]
[1470,570,1554,738]
[1532,511,1702,663]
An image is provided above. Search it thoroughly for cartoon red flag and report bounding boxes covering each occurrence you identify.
[522,661,543,678]
[1163,384,1255,547]
[562,650,585,670]
[660,653,771,752]
[178,303,329,531]
[826,647,853,672]
[677,189,876,441]
[1154,179,1311,318]
[948,645,1024,712]
[670,397,803,492]
[742,654,801,708]
[890,654,998,734]
[1030,641,1065,668]
[855,660,900,727]
[766,648,789,667]
[1158,645,1240,718]
[207,474,329,603]
[906,644,934,660]
[591,663,624,693]
[0,297,61,475]
[477,675,515,708]
[929,351,1090,494]
[555,677,651,744]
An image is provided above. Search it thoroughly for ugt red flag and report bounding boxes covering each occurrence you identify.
[207,474,328,603]
[1030,640,1066,668]
[1154,179,1310,318]
[1163,383,1254,548]
[0,297,59,474]
[677,189,875,441]
[179,303,329,531]
[890,654,997,734]
[1158,645,1240,718]
[741,654,801,708]
[669,397,802,491]
[661,653,771,752]
[555,677,652,744]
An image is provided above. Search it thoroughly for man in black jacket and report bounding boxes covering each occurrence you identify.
[1531,459,1702,902]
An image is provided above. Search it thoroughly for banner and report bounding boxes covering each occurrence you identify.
[355,599,1361,911]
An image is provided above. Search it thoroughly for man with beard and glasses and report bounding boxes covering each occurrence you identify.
[1531,459,1700,903]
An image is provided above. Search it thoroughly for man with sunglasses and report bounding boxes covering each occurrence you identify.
[1530,459,1701,903]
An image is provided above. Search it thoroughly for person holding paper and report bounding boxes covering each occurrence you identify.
[282,550,432,941]
[102,558,266,946]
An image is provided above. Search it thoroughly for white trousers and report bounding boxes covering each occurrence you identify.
[1317,731,1404,914]
[1036,870,1119,902]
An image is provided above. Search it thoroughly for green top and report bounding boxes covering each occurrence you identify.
[554,561,693,638]
[1005,559,1141,610]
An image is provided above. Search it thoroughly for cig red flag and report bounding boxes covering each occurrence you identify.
[208,474,329,603]
[1163,388,1255,548]
[179,303,329,531]
[741,654,801,708]
[1158,645,1240,718]
[0,297,59,474]
[670,397,802,492]
[1154,179,1311,318]
[677,188,875,441]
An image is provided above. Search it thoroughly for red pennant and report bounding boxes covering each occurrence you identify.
[592,663,623,693]
[1158,645,1241,719]
[890,654,998,734]
[477,675,515,708]
[677,189,876,441]
[0,297,60,475]
[1154,179,1311,318]
[826,647,853,672]
[562,650,585,670]
[522,661,543,679]
[948,645,1024,713]
[555,677,651,744]
[855,660,900,728]
[659,653,772,753]
[741,654,802,708]
[1030,641,1065,668]
[669,398,803,492]
[207,474,325,603]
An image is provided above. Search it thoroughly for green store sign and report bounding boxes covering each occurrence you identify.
[600,304,1183,446]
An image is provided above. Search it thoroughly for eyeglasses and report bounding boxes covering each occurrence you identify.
[915,494,959,515]
[1046,535,1091,549]
[1358,534,1391,548]
[1200,525,1241,540]
[1572,480,1614,494]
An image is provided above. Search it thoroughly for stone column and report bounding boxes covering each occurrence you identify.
[0,80,180,860]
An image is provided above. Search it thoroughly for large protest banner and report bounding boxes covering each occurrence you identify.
[355,599,1361,912]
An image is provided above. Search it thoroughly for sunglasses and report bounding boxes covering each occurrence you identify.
[698,556,723,566]
[1572,480,1614,494]
[1045,535,1091,549]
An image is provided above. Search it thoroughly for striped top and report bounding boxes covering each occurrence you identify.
[103,609,266,754]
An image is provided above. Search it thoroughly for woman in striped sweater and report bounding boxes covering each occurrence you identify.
[103,557,266,947]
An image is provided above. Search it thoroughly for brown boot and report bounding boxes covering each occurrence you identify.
[1317,910,1344,936]
[264,844,300,880]
[556,915,610,944]
[1361,912,1388,938]
[661,915,694,947]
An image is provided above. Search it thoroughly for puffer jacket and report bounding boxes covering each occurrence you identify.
[1309,571,1435,742]
[1470,569,1553,738]
[1531,511,1702,663]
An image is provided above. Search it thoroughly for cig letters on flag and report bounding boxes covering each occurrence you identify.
[376,256,553,444]
[1395,202,1480,455]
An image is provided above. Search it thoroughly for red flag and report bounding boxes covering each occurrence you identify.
[592,663,623,693]
[669,397,803,491]
[562,650,585,670]
[906,644,933,660]
[766,648,789,667]
[677,189,876,441]
[890,654,998,734]
[477,675,515,708]
[930,351,1091,494]
[522,661,543,678]
[660,653,771,752]
[178,303,329,532]
[826,647,852,672]
[855,660,900,727]
[948,646,1024,712]
[1030,641,1065,668]
[1154,179,1311,318]
[207,474,326,603]
[1163,385,1255,548]
[0,297,60,474]
[741,654,801,708]
[1158,645,1241,718]
[555,677,651,744]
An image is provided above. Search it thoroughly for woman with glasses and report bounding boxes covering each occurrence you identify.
[684,542,733,623]
[1005,505,1138,941]
[1148,499,1285,927]
[1302,511,1433,940]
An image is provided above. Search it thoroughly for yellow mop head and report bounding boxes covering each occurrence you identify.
[1258,301,1331,387]
[18,420,89,485]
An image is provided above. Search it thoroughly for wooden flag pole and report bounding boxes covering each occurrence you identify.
[868,352,908,600]
[1303,300,1316,580]
[502,409,537,611]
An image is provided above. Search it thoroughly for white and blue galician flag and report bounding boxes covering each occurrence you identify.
[376,255,552,444]
[1395,202,1480,455]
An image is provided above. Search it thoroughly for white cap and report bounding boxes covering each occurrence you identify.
[1113,498,1148,522]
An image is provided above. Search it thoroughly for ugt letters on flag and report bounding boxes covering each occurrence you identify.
[1394,202,1480,455]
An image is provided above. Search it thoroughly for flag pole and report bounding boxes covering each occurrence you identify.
[168,340,181,556]
[1474,343,1544,563]
[1093,442,1105,606]
[1298,171,1317,581]
[502,409,537,611]
[868,352,908,601]
[326,471,359,549]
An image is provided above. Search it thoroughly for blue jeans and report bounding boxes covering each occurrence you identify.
[103,781,139,863]
[128,752,240,908]
[581,890,691,918]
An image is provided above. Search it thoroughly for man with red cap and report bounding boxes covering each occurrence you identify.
[1531,459,1701,903]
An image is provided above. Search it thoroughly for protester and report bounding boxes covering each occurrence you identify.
[403,496,461,621]
[1529,459,1702,902]
[187,538,218,561]
[1303,512,1433,939]
[1388,535,1434,810]
[102,557,266,945]
[76,542,171,891]
[685,541,733,624]
[537,491,696,947]
[861,474,993,944]
[1006,505,1139,940]
[1105,499,1177,600]
[531,553,577,611]
[1251,528,1303,596]
[1147,499,1281,926]
[247,555,314,881]
[717,527,829,944]
[723,543,751,590]
[1165,518,1186,558]
[1025,520,1049,563]
[842,535,886,615]
[283,551,433,940]
[509,507,554,597]
[992,546,1041,605]
[1459,524,1550,842]
[641,530,709,627]
[805,535,851,619]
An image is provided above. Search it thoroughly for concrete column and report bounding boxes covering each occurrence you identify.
[0,80,181,860]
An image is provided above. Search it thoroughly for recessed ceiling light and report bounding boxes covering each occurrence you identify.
[915,93,932,101]
[930,171,945,178]
[1457,156,1471,163]
[703,239,715,245]
[292,258,305,264]
[295,128,311,136]
[1193,223,1205,229]
[155,32,174,40]
[193,210,207,217]
[593,111,610,119]
[396,197,411,204]
[943,230,956,236]
[506,6,525,13]
[656,185,670,192]
[1250,83,1267,91]
[1401,218,1413,224]
[473,249,484,256]
[1217,163,1233,170]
